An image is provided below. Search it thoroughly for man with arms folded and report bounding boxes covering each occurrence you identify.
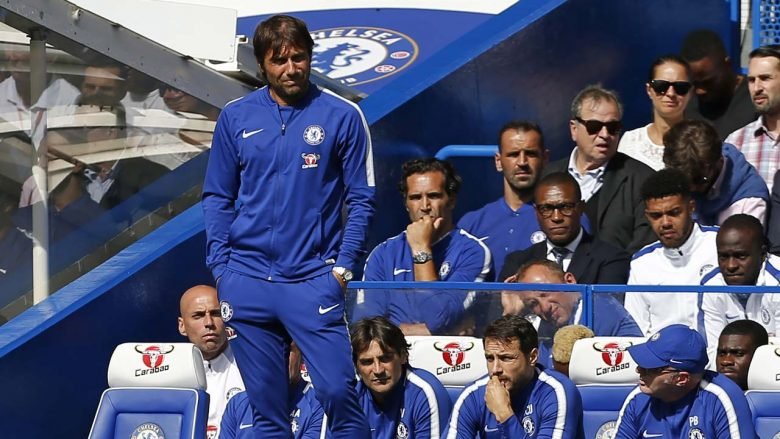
[702,213,780,336]
[459,121,548,276]
[614,324,756,438]
[202,14,374,438]
[443,314,583,438]
[177,285,244,437]
[624,169,742,365]
[716,319,768,391]
[351,316,451,438]
[353,158,491,335]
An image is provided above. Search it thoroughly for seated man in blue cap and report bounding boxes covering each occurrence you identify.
[614,324,755,438]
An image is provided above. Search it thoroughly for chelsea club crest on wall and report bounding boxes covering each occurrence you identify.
[311,27,419,86]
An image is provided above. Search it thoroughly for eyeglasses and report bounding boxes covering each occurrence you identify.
[536,202,578,218]
[649,79,692,96]
[574,117,622,135]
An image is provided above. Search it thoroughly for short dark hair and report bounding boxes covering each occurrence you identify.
[398,158,461,198]
[647,54,691,82]
[350,317,410,364]
[749,44,780,64]
[536,171,582,201]
[720,214,768,250]
[663,120,722,177]
[253,15,314,64]
[720,319,769,347]
[641,168,691,202]
[570,84,623,119]
[497,121,545,151]
[681,29,726,62]
[514,259,566,283]
[484,314,538,356]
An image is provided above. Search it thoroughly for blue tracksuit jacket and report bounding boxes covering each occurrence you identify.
[202,85,375,281]
[444,367,584,439]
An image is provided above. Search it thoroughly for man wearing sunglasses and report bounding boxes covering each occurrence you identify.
[499,172,630,285]
[681,30,756,140]
[725,45,780,191]
[614,325,755,438]
[663,120,768,226]
[544,85,656,255]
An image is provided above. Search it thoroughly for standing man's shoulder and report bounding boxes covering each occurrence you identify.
[314,87,368,118]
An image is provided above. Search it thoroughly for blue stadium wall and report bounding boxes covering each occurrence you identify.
[0,0,732,436]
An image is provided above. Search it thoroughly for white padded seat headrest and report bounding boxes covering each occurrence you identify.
[568,337,646,385]
[748,344,780,390]
[768,336,780,346]
[406,336,487,386]
[108,343,207,389]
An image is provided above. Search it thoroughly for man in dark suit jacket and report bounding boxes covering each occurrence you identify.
[544,85,656,254]
[499,172,630,284]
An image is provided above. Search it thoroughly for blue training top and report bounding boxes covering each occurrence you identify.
[202,85,375,282]
[614,371,756,438]
[444,366,584,439]
[357,366,452,439]
[353,228,491,332]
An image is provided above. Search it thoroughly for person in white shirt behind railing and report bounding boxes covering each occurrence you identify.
[625,168,743,368]
[702,213,780,336]
[177,285,244,438]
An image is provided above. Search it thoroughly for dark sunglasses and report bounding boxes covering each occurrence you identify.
[575,117,622,135]
[649,79,692,96]
[536,202,578,218]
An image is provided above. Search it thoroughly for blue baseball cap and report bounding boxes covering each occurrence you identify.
[627,325,708,373]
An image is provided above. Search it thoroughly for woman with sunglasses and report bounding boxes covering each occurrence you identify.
[618,55,692,170]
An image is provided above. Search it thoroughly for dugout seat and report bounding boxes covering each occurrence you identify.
[746,344,780,438]
[406,336,487,403]
[88,342,209,439]
[568,337,645,439]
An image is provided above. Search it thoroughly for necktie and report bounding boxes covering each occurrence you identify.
[552,247,570,267]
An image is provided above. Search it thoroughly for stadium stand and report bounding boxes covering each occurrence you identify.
[88,343,209,439]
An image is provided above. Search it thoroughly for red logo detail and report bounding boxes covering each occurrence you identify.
[434,341,475,366]
[593,342,626,367]
[206,425,218,439]
[301,153,320,168]
[134,345,174,369]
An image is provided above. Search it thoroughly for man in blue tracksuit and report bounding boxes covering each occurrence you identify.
[202,15,374,439]
[614,325,756,438]
[352,158,491,335]
[444,315,584,438]
[457,121,549,276]
[351,317,452,439]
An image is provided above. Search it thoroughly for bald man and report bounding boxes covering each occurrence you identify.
[178,285,244,437]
